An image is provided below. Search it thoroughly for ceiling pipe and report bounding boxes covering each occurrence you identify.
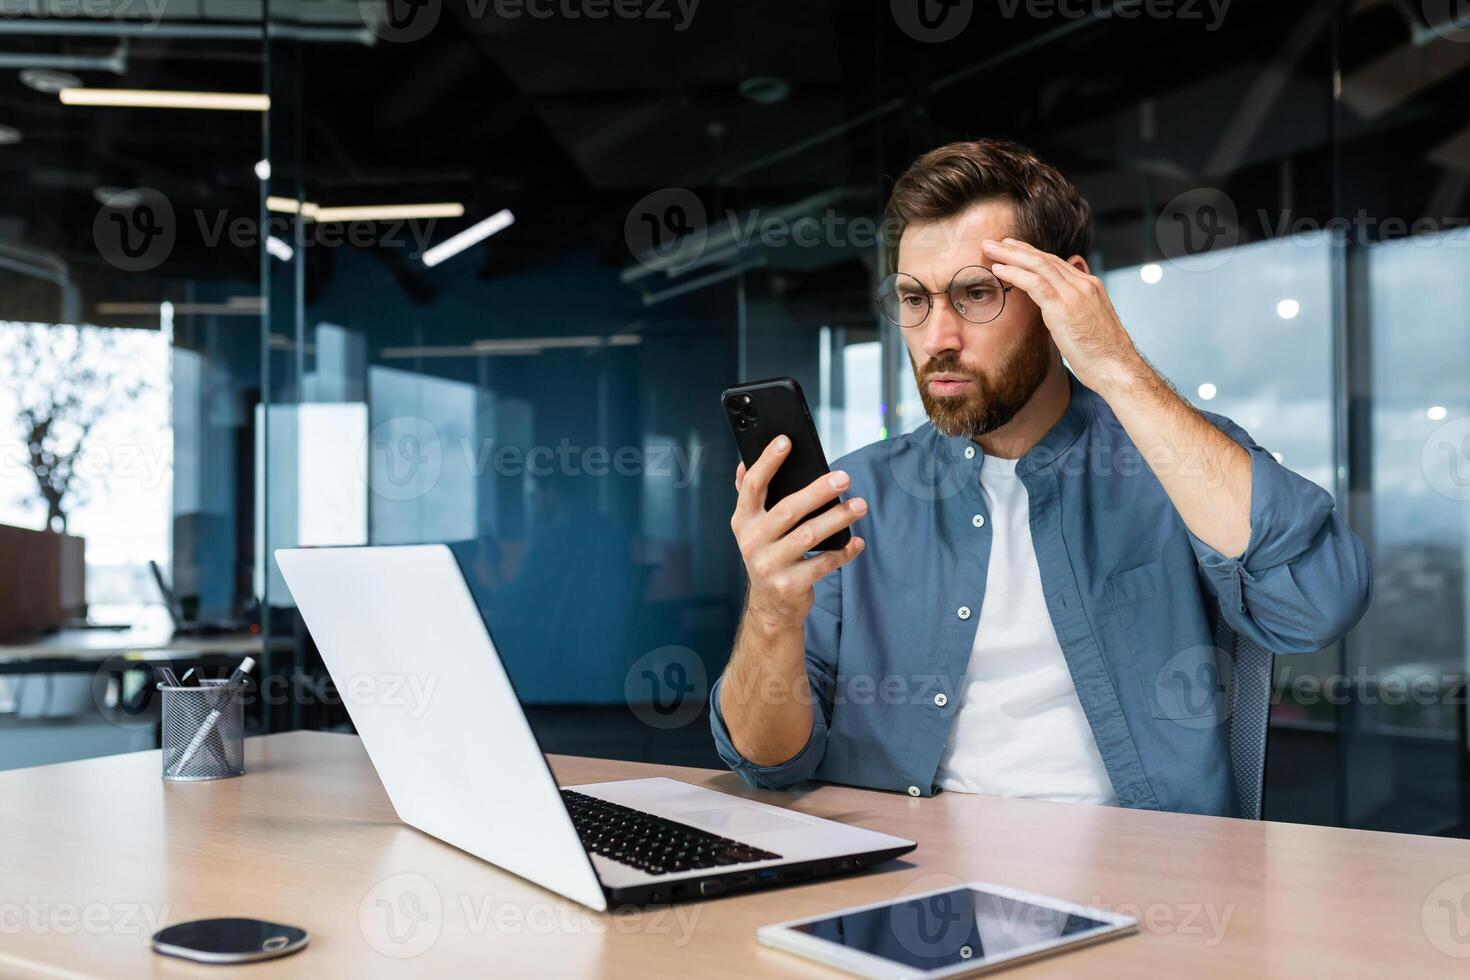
[0,20,372,43]
[0,47,125,73]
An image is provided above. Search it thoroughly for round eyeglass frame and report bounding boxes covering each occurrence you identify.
[875,266,1013,328]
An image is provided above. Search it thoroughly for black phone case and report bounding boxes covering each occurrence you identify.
[722,377,851,552]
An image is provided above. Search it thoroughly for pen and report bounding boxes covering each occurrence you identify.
[160,667,181,687]
[169,657,255,775]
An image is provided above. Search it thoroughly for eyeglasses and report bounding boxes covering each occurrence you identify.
[875,266,1012,328]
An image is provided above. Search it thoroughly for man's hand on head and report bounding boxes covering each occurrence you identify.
[984,237,1253,556]
[983,238,1149,399]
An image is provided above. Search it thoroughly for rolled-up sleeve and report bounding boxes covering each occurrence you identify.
[709,563,841,788]
[1189,415,1372,654]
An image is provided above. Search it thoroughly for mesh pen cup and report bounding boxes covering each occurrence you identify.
[159,679,247,781]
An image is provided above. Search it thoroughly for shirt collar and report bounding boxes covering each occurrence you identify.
[929,370,1094,476]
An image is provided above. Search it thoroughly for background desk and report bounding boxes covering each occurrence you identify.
[1,731,1466,978]
[0,606,284,667]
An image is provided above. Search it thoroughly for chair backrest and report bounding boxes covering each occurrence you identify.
[1216,613,1276,820]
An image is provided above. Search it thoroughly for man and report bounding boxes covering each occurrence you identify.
[710,139,1372,816]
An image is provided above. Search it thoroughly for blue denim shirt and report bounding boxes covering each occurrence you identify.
[710,373,1372,816]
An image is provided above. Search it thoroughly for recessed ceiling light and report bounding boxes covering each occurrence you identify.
[255,159,271,181]
[264,197,462,222]
[1197,382,1217,400]
[94,187,145,208]
[59,88,270,111]
[312,202,463,222]
[0,125,21,146]
[21,69,80,94]
[1139,263,1163,284]
[1427,405,1448,421]
[267,196,309,215]
[1276,298,1300,320]
[739,76,792,105]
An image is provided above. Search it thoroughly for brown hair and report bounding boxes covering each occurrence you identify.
[882,139,1092,274]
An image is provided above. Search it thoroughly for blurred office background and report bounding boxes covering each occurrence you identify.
[0,0,1467,836]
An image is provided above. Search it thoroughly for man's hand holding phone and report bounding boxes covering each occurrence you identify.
[731,435,867,630]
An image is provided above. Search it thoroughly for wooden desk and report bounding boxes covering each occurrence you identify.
[1,731,1466,978]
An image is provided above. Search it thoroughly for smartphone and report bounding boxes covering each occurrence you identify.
[722,377,850,552]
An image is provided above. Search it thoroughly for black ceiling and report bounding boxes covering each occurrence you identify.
[0,0,1465,324]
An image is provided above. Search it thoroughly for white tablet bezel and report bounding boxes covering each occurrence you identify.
[756,880,1138,979]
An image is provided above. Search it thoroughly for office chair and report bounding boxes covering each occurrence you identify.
[1217,612,1277,820]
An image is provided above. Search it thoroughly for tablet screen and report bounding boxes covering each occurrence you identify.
[792,887,1111,972]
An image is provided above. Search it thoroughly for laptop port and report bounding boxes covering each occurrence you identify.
[699,880,725,896]
[757,870,778,884]
[730,874,755,887]
[779,868,814,883]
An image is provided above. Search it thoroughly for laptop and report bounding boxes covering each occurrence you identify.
[149,560,243,637]
[274,544,915,909]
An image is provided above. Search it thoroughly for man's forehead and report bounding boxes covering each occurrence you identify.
[898,199,1017,264]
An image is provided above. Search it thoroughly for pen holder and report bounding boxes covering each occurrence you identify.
[159,679,248,781]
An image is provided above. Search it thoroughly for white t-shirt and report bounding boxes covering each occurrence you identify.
[935,453,1117,805]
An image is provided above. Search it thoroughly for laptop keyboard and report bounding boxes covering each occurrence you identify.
[561,789,782,876]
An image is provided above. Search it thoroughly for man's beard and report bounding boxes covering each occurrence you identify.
[912,324,1052,439]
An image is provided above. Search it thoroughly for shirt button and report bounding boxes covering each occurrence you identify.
[971,514,985,528]
[963,446,976,459]
[957,606,971,620]
[907,786,921,797]
[933,692,948,708]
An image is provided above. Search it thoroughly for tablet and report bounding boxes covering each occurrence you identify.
[756,881,1137,979]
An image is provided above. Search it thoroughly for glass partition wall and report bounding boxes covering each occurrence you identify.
[2,1,1462,834]
[0,10,266,767]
